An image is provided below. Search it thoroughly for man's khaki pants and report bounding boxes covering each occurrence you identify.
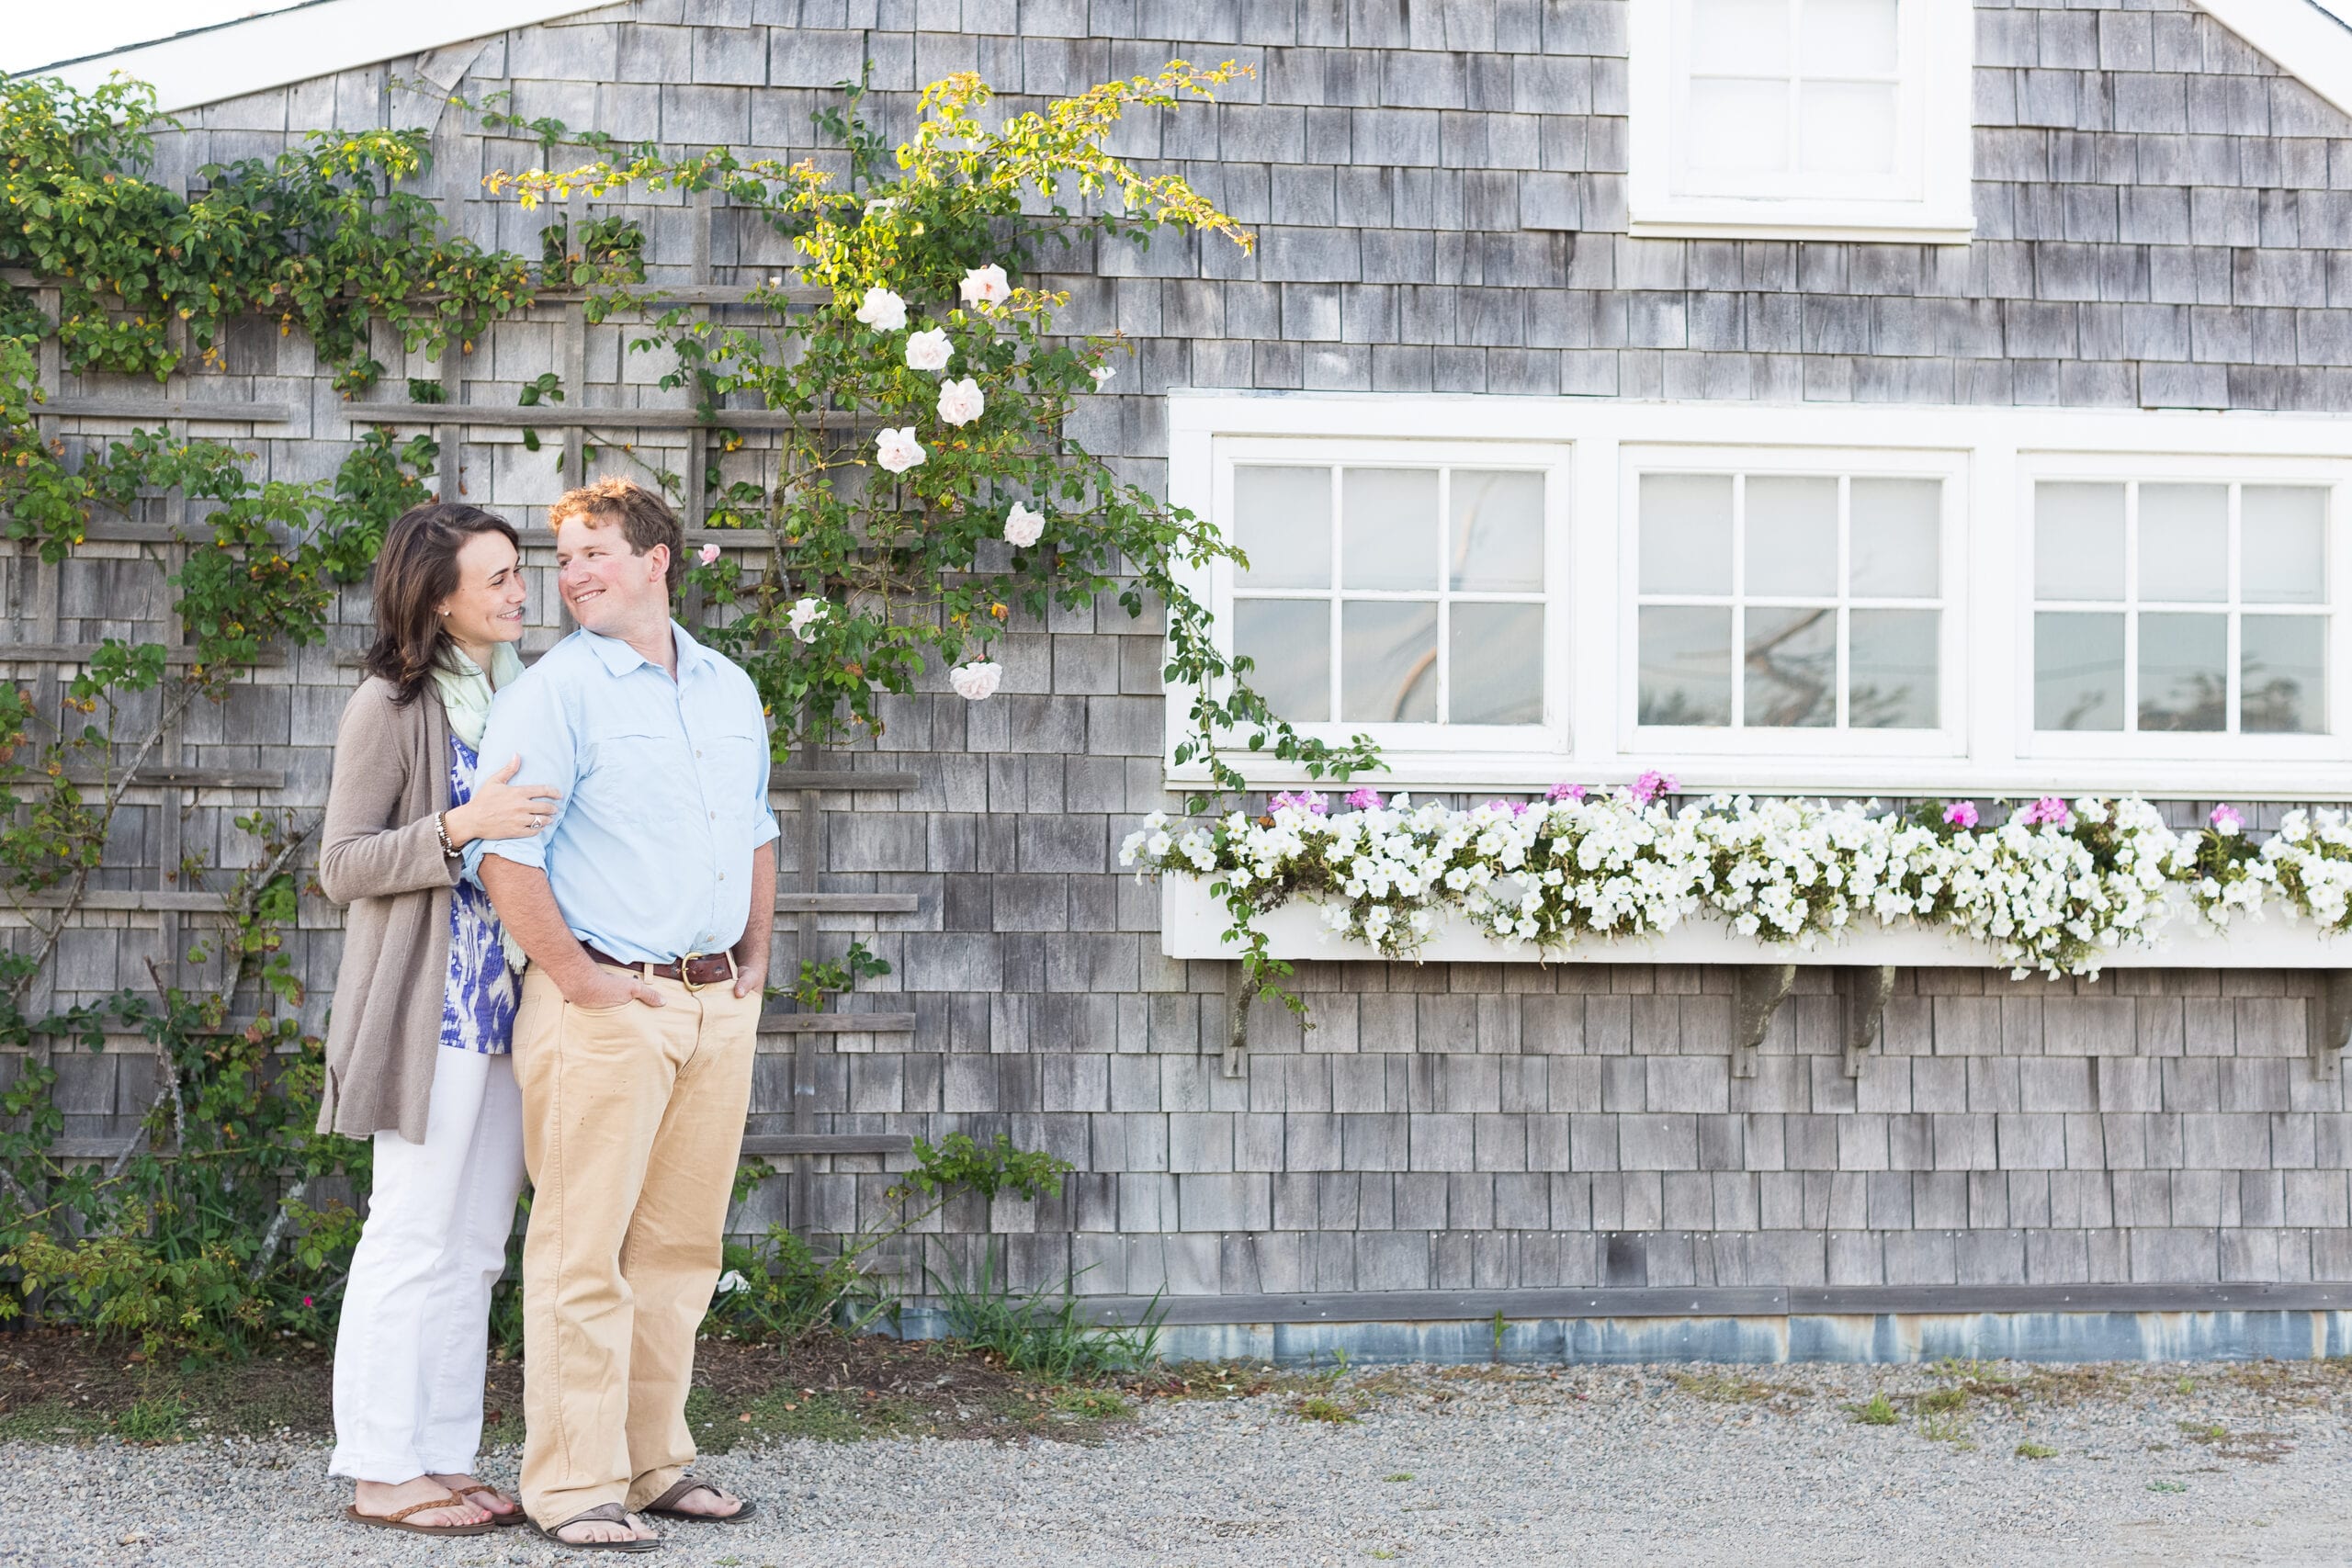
[512,964,759,1527]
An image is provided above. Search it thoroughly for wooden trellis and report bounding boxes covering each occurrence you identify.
[2,223,931,1195]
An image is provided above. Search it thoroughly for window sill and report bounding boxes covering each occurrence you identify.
[1617,207,1975,246]
[1159,875,2346,969]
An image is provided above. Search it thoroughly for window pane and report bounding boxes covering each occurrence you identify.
[1233,466,1331,589]
[2136,483,2227,604]
[1798,83,1896,175]
[1849,478,1939,597]
[1450,469,1545,592]
[1849,608,1939,728]
[1688,79,1790,174]
[2243,615,2326,734]
[2242,486,2327,605]
[2035,482,2125,601]
[1639,474,1734,594]
[1692,0,1792,74]
[1341,468,1438,591]
[1744,476,1838,597]
[1639,606,1733,726]
[1340,601,1438,722]
[2035,611,2124,731]
[2137,611,2226,732]
[1449,604,1544,724]
[1744,604,1836,727]
[1233,600,1330,723]
[1800,0,1898,74]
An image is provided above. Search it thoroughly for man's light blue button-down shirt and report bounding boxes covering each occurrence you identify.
[468,621,780,965]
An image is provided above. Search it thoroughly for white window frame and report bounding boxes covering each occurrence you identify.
[1626,0,1975,243]
[1166,394,2352,801]
[1210,437,1575,765]
[2018,453,2349,765]
[1619,444,1969,762]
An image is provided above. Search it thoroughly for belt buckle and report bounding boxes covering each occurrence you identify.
[677,952,708,993]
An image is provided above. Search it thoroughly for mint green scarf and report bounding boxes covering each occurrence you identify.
[430,640,525,749]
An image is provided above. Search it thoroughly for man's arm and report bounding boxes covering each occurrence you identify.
[481,857,662,1010]
[732,843,775,998]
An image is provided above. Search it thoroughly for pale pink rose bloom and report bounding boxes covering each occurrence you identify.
[959,264,1011,307]
[1090,364,1115,387]
[904,328,952,372]
[786,597,826,643]
[1002,502,1045,547]
[854,286,907,332]
[948,660,1002,701]
[935,377,985,427]
[874,426,925,473]
[695,542,722,567]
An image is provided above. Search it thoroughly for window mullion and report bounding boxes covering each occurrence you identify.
[1328,463,1343,724]
[2122,480,2140,734]
[2226,481,2243,735]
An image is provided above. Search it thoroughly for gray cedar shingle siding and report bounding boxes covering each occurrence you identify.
[9,0,2352,1303]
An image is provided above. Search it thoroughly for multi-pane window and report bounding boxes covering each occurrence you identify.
[1227,463,1549,728]
[1681,0,1904,197]
[1635,470,1943,730]
[2032,480,2329,736]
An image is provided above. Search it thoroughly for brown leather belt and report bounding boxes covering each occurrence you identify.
[583,945,737,990]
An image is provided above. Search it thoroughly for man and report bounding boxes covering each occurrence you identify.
[470,477,775,1549]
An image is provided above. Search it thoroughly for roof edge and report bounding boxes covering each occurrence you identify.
[16,0,611,115]
[2195,0,2352,123]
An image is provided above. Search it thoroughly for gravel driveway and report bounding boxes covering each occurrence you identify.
[8,1360,2348,1568]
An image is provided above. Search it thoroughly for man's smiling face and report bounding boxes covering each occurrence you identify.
[554,513,667,636]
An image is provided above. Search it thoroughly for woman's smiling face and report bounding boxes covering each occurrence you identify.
[436,529,527,652]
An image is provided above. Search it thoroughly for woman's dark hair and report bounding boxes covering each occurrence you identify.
[363,502,522,705]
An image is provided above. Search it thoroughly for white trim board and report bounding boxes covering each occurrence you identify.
[17,0,610,114]
[2197,0,2352,125]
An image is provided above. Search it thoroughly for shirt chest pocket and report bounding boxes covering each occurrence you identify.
[586,721,764,823]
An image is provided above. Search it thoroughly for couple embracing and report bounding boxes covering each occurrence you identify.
[316,479,775,1550]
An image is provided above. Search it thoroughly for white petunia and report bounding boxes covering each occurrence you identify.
[935,377,986,426]
[874,426,925,473]
[715,1269,749,1295]
[854,287,907,332]
[948,660,1002,701]
[959,264,1011,307]
[1003,502,1046,547]
[905,327,952,372]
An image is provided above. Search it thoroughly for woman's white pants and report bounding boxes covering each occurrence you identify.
[327,1048,526,1482]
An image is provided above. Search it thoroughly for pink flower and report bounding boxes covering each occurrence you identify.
[905,327,953,372]
[2018,795,2073,828]
[302,1295,314,1308]
[1269,789,1328,816]
[935,376,986,427]
[1487,798,1532,818]
[695,542,722,567]
[1344,786,1384,810]
[1003,502,1045,547]
[1090,364,1115,388]
[1544,782,1585,802]
[947,660,1001,701]
[2210,804,2245,837]
[959,264,1011,307]
[874,426,925,474]
[1942,800,1978,829]
[1630,770,1679,806]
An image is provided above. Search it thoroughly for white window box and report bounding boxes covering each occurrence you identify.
[1159,875,2348,969]
[1625,0,1974,243]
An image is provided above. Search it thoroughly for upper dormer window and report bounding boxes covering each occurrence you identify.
[1627,0,1974,243]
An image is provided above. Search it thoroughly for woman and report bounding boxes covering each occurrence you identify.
[318,502,560,1536]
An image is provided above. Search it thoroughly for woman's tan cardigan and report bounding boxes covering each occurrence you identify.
[316,676,459,1143]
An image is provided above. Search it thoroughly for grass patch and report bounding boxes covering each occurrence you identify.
[1051,1388,1131,1420]
[1671,1371,1777,1404]
[1382,1472,1413,1483]
[1915,1386,1970,1415]
[2148,1480,2189,1495]
[1917,1412,1975,1450]
[2015,1441,2058,1460]
[113,1394,191,1444]
[928,1243,1163,1380]
[1295,1394,1359,1425]
[2174,1419,2293,1464]
[1848,1392,1900,1427]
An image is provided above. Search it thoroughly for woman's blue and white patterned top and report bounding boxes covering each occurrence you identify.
[441,735,518,1054]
